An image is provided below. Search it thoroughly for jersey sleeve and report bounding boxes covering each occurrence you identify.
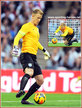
[13,32,24,46]
[61,30,68,37]
[13,24,29,47]
[19,24,29,36]
[38,42,44,50]
[55,26,60,33]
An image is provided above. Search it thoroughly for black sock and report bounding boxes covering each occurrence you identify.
[22,82,40,100]
[20,74,30,91]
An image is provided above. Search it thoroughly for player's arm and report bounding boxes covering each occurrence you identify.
[54,26,60,35]
[13,31,24,46]
[55,27,60,33]
[61,30,68,37]
[12,32,24,57]
[38,42,50,59]
[12,24,28,57]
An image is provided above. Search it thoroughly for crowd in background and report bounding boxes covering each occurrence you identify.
[1,1,81,70]
[46,47,81,70]
[66,1,81,17]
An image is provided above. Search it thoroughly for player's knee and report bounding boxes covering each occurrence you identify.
[40,79,44,85]
[64,40,68,45]
[24,68,34,77]
[36,78,44,86]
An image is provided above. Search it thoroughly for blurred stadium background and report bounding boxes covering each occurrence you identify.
[1,1,81,107]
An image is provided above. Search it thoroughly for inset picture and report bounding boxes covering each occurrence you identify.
[48,17,81,47]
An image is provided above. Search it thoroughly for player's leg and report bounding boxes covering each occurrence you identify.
[71,38,78,43]
[21,74,43,104]
[16,53,34,98]
[21,61,43,104]
[20,68,33,91]
[68,33,78,45]
[63,35,73,46]
[16,68,34,98]
[63,37,69,45]
[63,39,69,45]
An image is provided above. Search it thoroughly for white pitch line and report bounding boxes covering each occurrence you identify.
[1,100,80,103]
[2,101,20,102]
[49,100,80,102]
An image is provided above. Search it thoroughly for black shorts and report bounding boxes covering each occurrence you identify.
[20,53,42,78]
[64,32,74,41]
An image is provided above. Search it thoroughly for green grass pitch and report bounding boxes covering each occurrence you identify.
[1,93,81,107]
[48,42,81,47]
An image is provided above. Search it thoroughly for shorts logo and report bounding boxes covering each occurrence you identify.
[28,63,32,67]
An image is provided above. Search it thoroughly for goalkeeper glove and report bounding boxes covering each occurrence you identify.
[43,48,50,60]
[53,33,59,36]
[12,46,19,57]
[55,33,58,36]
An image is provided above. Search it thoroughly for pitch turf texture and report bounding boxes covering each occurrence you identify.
[1,93,81,107]
[48,42,80,47]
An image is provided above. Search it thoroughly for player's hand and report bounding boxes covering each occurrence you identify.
[53,33,59,36]
[43,48,50,60]
[55,33,60,36]
[12,46,19,57]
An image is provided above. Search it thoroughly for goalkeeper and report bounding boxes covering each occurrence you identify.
[54,22,78,45]
[12,9,50,105]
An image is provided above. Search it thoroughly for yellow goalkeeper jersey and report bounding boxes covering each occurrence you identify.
[55,26,73,37]
[13,22,43,55]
